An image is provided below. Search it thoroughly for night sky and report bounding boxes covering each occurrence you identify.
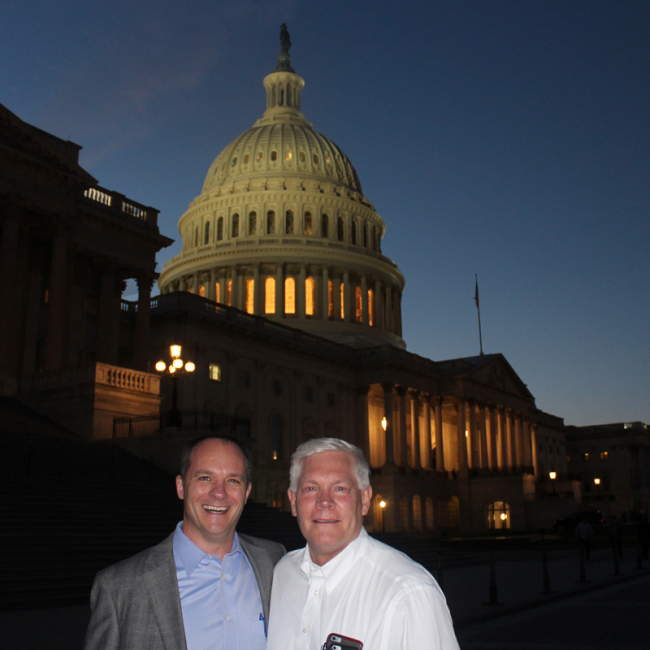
[2,1,648,426]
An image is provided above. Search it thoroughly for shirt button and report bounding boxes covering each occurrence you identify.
[303,628,307,634]
[221,575,225,580]
[314,590,318,595]
[227,615,231,621]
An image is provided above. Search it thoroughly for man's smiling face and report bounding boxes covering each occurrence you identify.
[288,450,371,566]
[176,439,251,558]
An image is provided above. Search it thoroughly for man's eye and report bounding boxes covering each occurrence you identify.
[227,478,241,484]
[198,476,211,481]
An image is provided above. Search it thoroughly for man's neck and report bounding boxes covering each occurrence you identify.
[181,523,236,560]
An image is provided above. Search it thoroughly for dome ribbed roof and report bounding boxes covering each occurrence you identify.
[202,123,363,195]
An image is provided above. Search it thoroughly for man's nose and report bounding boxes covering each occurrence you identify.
[209,480,226,498]
[316,490,332,508]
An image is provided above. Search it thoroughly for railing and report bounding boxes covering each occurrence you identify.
[83,186,159,227]
[112,409,250,438]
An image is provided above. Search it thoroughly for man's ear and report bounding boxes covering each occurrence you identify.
[245,482,252,501]
[176,475,184,500]
[288,489,298,517]
[361,485,372,517]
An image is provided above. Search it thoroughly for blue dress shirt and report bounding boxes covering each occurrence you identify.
[173,522,266,650]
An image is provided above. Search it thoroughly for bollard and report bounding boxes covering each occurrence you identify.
[612,541,620,575]
[578,542,587,583]
[484,548,500,605]
[437,550,444,592]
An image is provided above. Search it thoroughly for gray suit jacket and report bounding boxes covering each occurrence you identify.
[84,532,285,650]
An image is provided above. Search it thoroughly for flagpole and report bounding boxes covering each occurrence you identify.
[475,274,483,356]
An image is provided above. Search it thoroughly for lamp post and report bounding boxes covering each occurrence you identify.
[549,471,557,495]
[155,344,195,427]
[594,477,601,497]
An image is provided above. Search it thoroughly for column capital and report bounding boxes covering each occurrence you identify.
[395,385,407,397]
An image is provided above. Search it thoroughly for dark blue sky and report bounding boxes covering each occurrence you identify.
[2,1,649,426]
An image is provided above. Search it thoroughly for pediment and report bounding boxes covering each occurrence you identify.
[464,354,534,400]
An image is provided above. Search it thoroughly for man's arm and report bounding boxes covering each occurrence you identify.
[84,571,121,650]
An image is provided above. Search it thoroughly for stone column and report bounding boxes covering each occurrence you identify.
[381,383,396,466]
[297,264,306,319]
[515,413,524,467]
[457,398,468,473]
[468,400,479,470]
[478,403,489,469]
[218,274,226,305]
[209,268,217,301]
[522,417,532,469]
[230,266,239,309]
[374,279,383,329]
[506,409,516,468]
[409,390,421,469]
[275,264,284,316]
[342,270,350,322]
[321,266,329,318]
[133,275,154,371]
[96,269,117,364]
[333,273,342,321]
[499,407,508,469]
[253,263,261,315]
[192,271,200,295]
[489,405,499,471]
[43,231,69,371]
[397,387,408,468]
[434,396,445,473]
[422,397,433,471]
[361,275,369,325]
[530,422,539,476]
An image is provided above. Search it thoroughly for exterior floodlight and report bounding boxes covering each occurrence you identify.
[172,358,184,369]
[594,478,601,485]
[155,360,166,372]
[379,501,386,508]
[170,344,182,359]
[381,416,387,431]
[549,471,557,480]
[185,361,196,373]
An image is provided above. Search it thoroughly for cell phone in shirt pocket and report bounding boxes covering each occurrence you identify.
[322,633,363,650]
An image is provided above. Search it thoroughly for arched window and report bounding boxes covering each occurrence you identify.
[226,279,232,306]
[351,220,357,245]
[217,217,223,241]
[368,288,374,326]
[248,211,257,235]
[487,501,511,530]
[198,285,205,298]
[194,227,198,247]
[305,277,315,316]
[321,213,329,237]
[279,88,284,106]
[340,283,345,320]
[231,213,239,238]
[355,286,362,323]
[204,221,210,244]
[271,151,277,161]
[267,210,275,234]
[271,414,283,460]
[327,279,333,318]
[265,277,275,314]
[245,278,254,314]
[285,210,294,234]
[285,277,296,314]
[337,216,344,242]
[303,211,312,236]
[215,283,221,304]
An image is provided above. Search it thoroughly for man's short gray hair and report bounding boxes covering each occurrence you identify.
[289,438,370,492]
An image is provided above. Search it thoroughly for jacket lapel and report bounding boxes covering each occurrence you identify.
[240,536,275,622]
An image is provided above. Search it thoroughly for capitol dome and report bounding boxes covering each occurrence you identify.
[158,39,405,349]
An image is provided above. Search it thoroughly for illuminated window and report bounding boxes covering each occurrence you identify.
[271,151,277,161]
[226,279,232,306]
[215,283,221,304]
[231,213,239,237]
[198,286,205,297]
[340,283,345,319]
[600,451,608,460]
[265,277,276,314]
[204,221,210,244]
[328,280,333,318]
[217,217,223,241]
[245,278,254,314]
[208,364,221,381]
[355,286,362,323]
[285,151,292,161]
[305,277,315,316]
[248,211,257,235]
[337,216,344,241]
[303,212,312,235]
[285,210,294,234]
[321,213,329,237]
[368,288,374,326]
[487,501,510,530]
[266,210,275,234]
[285,277,296,314]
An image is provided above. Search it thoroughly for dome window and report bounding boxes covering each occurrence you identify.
[285,151,292,161]
[243,154,250,164]
[313,154,319,165]
[305,277,315,316]
[231,157,237,167]
[257,151,263,162]
[266,210,275,234]
[303,212,312,236]
[232,213,239,238]
[265,277,276,314]
[337,217,344,242]
[217,217,223,241]
[321,214,329,238]
[285,210,294,235]
[248,211,257,235]
[285,277,296,314]
[271,151,278,161]
[299,152,306,163]
[325,156,331,166]
[355,287,362,323]
[204,221,210,245]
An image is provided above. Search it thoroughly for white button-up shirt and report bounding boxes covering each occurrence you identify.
[267,527,460,650]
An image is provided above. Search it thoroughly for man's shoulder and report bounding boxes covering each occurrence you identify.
[362,535,436,586]
[238,533,286,564]
[95,533,174,584]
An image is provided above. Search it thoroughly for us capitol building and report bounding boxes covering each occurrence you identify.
[11,29,636,534]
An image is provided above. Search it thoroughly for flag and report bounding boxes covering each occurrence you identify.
[474,277,479,309]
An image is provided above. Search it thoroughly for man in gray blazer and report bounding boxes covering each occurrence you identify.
[85,434,285,650]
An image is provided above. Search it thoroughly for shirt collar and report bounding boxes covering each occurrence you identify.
[301,527,369,594]
[173,521,244,577]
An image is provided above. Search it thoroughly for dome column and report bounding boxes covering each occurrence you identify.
[209,268,217,301]
[297,264,306,319]
[374,279,383,330]
[275,264,284,316]
[230,266,239,310]
[361,275,369,325]
[321,266,329,318]
[342,270,351,322]
[253,263,261,315]
[385,286,393,333]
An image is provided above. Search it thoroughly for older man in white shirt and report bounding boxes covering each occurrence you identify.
[267,438,460,650]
